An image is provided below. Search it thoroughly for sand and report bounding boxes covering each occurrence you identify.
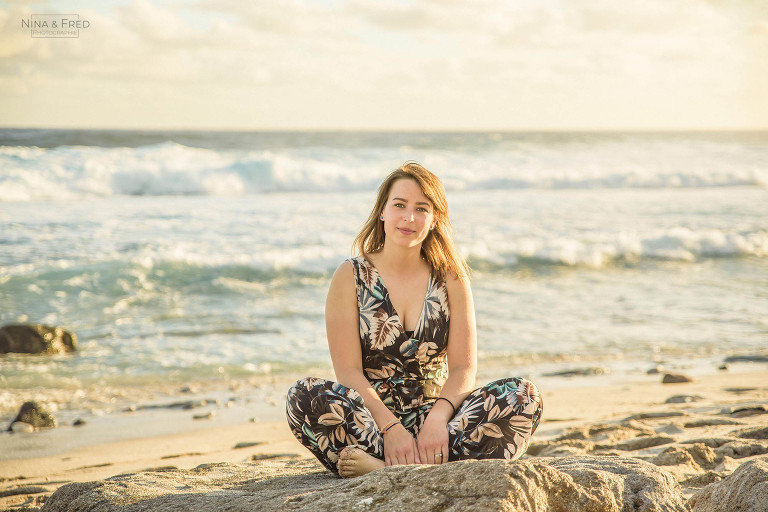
[1,367,767,510]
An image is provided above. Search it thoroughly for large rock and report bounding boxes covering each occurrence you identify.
[689,457,768,511]
[0,324,77,354]
[8,401,57,431]
[41,456,689,512]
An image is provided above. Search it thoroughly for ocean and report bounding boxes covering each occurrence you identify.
[1,128,767,423]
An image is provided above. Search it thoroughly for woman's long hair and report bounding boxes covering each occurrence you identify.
[353,162,470,281]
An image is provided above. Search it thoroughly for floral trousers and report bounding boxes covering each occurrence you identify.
[285,376,543,474]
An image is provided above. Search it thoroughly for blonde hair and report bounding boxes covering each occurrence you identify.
[353,162,470,281]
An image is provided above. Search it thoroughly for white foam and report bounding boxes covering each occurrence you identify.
[1,136,766,201]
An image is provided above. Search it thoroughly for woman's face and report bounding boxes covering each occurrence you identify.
[381,178,435,248]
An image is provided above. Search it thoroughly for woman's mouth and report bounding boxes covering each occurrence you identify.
[398,228,415,235]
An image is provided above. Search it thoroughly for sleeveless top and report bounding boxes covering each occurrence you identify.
[349,256,451,412]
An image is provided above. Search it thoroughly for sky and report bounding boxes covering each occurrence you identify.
[0,0,766,131]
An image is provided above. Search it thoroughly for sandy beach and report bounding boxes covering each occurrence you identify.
[2,366,766,510]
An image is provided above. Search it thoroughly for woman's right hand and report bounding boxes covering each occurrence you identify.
[383,424,421,466]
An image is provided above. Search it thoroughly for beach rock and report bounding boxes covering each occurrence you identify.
[8,401,56,431]
[543,367,608,377]
[610,435,677,451]
[652,444,718,471]
[689,458,768,512]
[0,324,77,354]
[662,373,693,384]
[730,406,768,418]
[665,394,703,404]
[723,355,768,363]
[41,456,689,512]
[683,418,742,428]
[735,426,768,440]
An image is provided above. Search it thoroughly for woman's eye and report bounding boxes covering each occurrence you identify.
[394,203,405,208]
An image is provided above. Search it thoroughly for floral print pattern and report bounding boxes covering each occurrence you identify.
[285,256,543,474]
[351,256,451,411]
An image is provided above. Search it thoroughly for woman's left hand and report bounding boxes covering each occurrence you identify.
[416,416,449,465]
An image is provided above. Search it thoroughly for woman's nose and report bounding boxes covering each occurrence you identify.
[402,210,414,221]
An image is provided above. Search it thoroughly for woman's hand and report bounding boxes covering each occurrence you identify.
[416,416,449,465]
[383,424,421,466]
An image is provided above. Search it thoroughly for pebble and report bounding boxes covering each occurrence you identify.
[193,411,215,420]
[665,394,703,404]
[73,418,86,427]
[662,373,693,384]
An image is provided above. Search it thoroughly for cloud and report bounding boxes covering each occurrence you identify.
[0,0,766,129]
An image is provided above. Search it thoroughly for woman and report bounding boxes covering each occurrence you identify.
[286,162,543,478]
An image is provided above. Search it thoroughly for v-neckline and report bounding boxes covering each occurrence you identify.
[362,256,432,335]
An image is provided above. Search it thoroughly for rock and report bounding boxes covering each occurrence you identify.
[724,387,757,393]
[651,444,719,471]
[192,411,215,420]
[730,406,768,418]
[73,418,86,427]
[7,401,56,431]
[734,426,768,440]
[717,363,728,371]
[543,367,608,377]
[715,441,768,459]
[0,323,77,354]
[610,435,677,451]
[251,453,300,461]
[624,412,686,421]
[683,418,742,428]
[655,423,685,435]
[647,365,664,374]
[680,471,722,489]
[723,355,768,363]
[689,458,768,511]
[0,485,50,498]
[41,456,690,512]
[665,395,703,404]
[662,374,693,384]
[233,442,264,449]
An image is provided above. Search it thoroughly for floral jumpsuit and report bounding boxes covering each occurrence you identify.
[285,256,543,474]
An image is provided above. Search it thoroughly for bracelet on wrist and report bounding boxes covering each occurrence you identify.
[434,397,456,416]
[380,419,401,435]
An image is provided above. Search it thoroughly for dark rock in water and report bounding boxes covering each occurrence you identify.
[41,456,690,512]
[723,355,768,364]
[8,401,56,431]
[543,367,608,377]
[73,418,86,427]
[0,324,77,354]
[665,395,703,404]
[662,373,693,384]
[689,458,768,512]
[717,363,728,371]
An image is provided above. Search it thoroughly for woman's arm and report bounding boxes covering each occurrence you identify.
[416,273,477,463]
[326,261,420,465]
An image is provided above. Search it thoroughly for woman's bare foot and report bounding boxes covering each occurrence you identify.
[337,446,385,478]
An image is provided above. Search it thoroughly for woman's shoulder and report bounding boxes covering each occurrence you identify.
[442,270,471,296]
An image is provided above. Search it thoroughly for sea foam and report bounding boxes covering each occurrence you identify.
[1,137,766,201]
